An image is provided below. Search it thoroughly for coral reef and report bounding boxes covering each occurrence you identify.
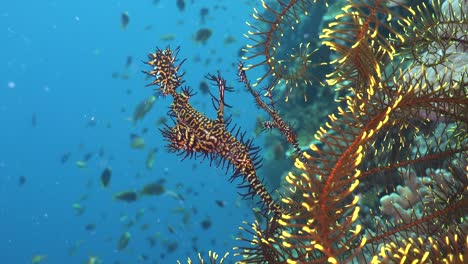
[146,0,467,263]
[233,0,467,263]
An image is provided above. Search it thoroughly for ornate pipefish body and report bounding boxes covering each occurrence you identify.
[143,47,283,216]
[238,63,301,155]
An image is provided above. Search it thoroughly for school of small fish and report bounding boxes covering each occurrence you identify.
[19,1,245,263]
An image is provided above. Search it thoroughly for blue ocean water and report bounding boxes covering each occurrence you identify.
[0,1,268,263]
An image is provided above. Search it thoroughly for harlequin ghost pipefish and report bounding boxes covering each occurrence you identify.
[142,46,285,216]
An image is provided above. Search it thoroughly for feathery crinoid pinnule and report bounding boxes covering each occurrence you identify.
[242,0,328,102]
[176,251,229,264]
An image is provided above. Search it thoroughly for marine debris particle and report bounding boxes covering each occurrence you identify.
[117,231,131,251]
[165,241,178,253]
[167,224,176,234]
[147,232,161,247]
[176,0,185,11]
[113,190,138,202]
[182,211,191,224]
[18,175,26,186]
[72,203,85,216]
[132,95,156,123]
[67,240,83,256]
[86,256,102,264]
[31,113,37,127]
[145,148,157,170]
[199,7,209,24]
[125,56,132,68]
[98,147,105,157]
[198,80,209,94]
[160,34,175,41]
[121,12,129,29]
[193,28,212,44]
[60,152,71,164]
[141,223,150,231]
[85,178,93,189]
[130,134,145,149]
[140,181,165,196]
[136,208,146,220]
[215,200,225,208]
[100,167,111,188]
[75,160,87,168]
[165,190,185,201]
[85,223,96,232]
[201,218,212,230]
[82,152,93,162]
[171,207,186,214]
[156,116,167,126]
[31,254,47,263]
[223,35,236,45]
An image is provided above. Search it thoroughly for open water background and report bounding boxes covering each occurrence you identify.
[0,0,267,263]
